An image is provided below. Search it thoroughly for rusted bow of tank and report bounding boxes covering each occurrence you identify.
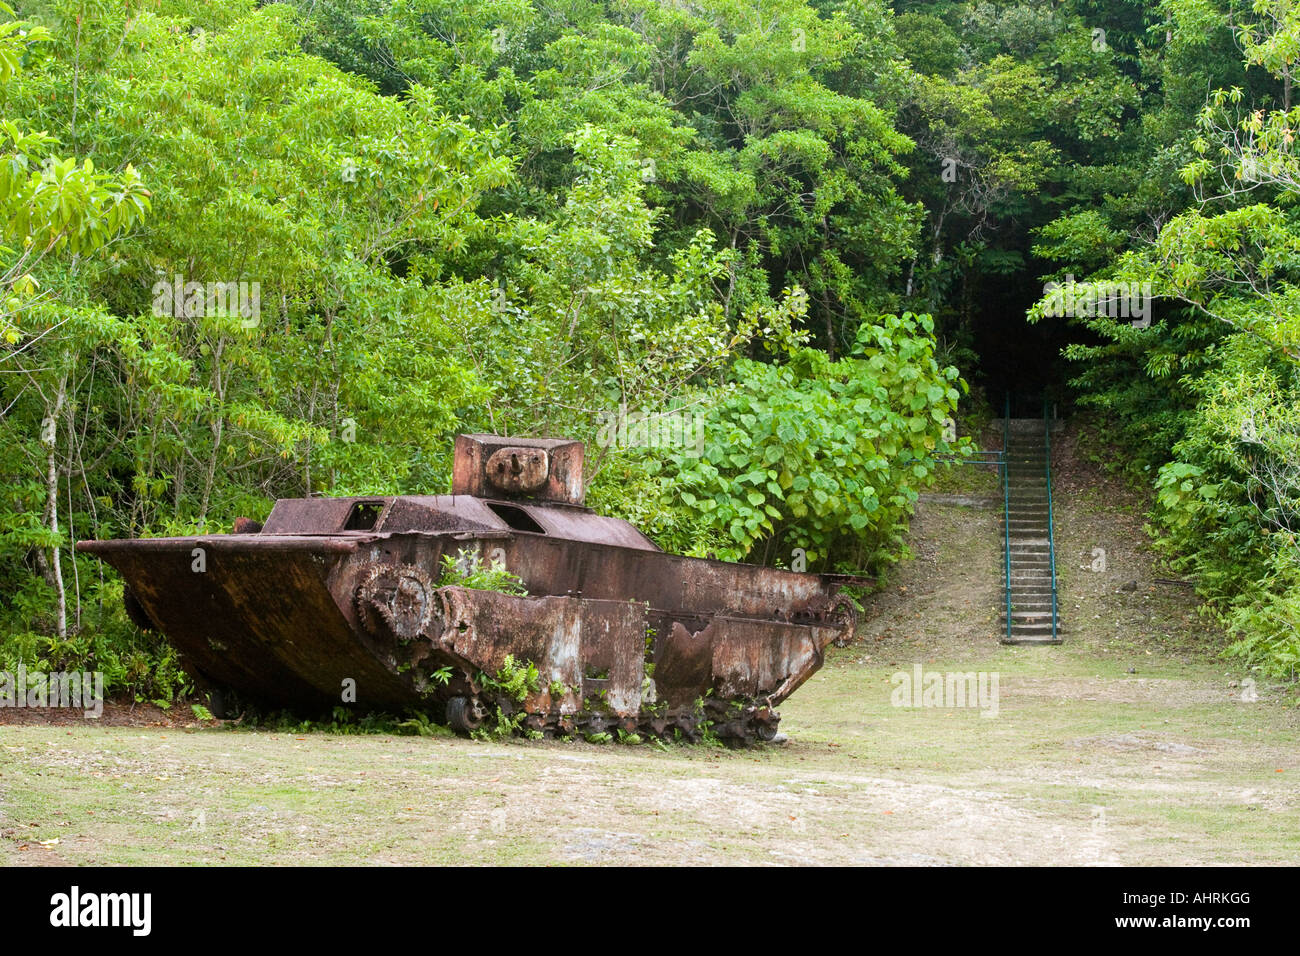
[76,535,413,711]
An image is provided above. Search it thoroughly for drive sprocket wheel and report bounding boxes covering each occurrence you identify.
[355,563,436,641]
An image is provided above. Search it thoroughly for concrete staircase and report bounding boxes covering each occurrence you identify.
[1001,418,1061,644]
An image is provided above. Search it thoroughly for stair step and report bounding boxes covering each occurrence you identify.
[997,417,1061,644]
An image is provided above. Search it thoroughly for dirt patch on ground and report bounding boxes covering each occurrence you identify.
[0,701,196,728]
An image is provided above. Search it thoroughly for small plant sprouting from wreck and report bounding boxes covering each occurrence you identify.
[481,654,541,705]
[437,550,526,595]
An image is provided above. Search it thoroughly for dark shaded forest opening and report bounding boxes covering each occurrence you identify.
[942,257,1083,418]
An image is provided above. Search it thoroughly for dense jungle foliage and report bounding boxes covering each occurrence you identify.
[2,0,1299,700]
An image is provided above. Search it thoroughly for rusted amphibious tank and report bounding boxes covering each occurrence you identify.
[77,435,862,743]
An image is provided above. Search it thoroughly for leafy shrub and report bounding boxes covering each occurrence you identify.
[1150,336,1300,676]
[666,312,967,571]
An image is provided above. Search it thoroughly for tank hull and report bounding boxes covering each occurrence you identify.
[77,437,863,742]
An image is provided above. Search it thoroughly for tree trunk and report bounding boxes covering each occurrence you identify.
[65,386,82,632]
[199,337,226,524]
[41,370,69,639]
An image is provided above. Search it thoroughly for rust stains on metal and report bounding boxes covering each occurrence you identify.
[77,433,868,743]
[484,446,549,494]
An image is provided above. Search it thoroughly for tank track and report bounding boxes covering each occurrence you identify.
[441,690,782,745]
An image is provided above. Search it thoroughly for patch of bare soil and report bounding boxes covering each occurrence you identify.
[0,701,196,728]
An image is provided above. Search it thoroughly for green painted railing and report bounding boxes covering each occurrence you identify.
[1003,394,1012,642]
[1043,398,1059,641]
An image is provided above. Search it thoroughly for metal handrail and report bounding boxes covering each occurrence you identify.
[1043,398,1059,640]
[1003,394,1012,642]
